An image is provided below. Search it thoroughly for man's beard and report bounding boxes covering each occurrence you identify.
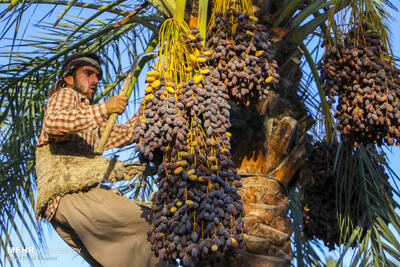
[73,86,84,95]
[73,83,96,102]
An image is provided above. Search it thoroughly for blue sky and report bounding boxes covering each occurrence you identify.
[2,3,400,267]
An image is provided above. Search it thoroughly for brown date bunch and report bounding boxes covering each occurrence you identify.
[138,29,247,266]
[320,24,400,146]
[206,9,279,106]
[301,142,343,250]
[134,73,184,162]
[148,149,246,266]
[301,141,390,250]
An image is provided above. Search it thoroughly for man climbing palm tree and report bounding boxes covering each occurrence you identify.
[35,52,166,267]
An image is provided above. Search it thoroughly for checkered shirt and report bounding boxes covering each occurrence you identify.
[37,87,138,221]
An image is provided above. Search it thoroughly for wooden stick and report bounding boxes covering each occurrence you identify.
[94,51,157,154]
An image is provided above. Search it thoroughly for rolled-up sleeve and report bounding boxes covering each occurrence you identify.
[102,113,139,150]
[43,88,108,137]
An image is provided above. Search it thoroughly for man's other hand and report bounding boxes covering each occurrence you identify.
[105,95,128,115]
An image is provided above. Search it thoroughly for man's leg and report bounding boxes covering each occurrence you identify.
[51,219,101,266]
[51,185,167,267]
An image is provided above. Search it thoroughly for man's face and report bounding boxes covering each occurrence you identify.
[66,65,100,101]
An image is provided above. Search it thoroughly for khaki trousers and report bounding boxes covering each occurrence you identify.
[50,184,168,267]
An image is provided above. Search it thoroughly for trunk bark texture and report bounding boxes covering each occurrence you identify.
[207,37,311,267]
[186,0,313,265]
[229,94,311,267]
[228,24,313,267]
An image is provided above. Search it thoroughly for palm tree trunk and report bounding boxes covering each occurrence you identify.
[227,41,311,266]
[185,1,311,265]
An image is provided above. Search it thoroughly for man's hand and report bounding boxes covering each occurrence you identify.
[105,95,128,115]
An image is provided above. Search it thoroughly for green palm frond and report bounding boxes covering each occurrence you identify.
[300,41,335,142]
[332,143,400,266]
[0,1,164,265]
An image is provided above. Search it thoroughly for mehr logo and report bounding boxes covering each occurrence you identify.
[7,246,35,254]
[7,246,79,255]
[6,246,80,261]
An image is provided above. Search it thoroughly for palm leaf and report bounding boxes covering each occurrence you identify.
[332,143,400,266]
[0,2,164,265]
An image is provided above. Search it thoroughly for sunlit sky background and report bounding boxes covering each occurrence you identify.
[1,3,400,267]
